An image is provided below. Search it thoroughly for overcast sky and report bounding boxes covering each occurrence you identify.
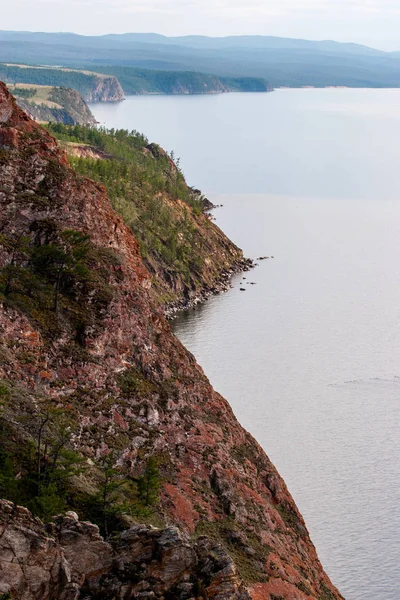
[3,0,400,51]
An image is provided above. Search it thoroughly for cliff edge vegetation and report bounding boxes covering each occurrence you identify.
[0,83,343,599]
[46,122,249,310]
[0,62,273,98]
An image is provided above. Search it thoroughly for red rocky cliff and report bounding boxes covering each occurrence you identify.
[0,83,343,600]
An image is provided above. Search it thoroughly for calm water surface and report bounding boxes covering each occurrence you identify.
[90,90,400,600]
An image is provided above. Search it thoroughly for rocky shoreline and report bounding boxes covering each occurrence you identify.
[164,256,255,318]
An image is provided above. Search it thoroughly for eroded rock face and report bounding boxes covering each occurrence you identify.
[0,501,68,600]
[0,501,248,600]
[0,83,344,599]
[84,75,124,102]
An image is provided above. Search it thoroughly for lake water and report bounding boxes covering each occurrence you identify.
[90,89,400,600]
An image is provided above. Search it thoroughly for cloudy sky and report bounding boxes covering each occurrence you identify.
[3,0,400,51]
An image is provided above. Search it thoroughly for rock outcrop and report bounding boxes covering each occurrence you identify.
[0,500,249,600]
[0,83,343,599]
[84,75,124,102]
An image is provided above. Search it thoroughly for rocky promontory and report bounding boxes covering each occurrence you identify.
[0,83,343,600]
[13,85,97,125]
[84,74,124,102]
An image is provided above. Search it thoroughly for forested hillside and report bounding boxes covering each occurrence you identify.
[47,123,248,309]
[0,62,272,96]
[84,65,273,94]
[0,63,124,101]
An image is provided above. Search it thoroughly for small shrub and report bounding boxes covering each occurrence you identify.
[0,381,10,402]
[296,580,312,596]
[117,369,156,398]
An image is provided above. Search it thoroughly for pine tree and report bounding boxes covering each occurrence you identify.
[137,456,161,508]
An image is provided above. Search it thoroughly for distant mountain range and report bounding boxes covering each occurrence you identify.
[1,31,400,88]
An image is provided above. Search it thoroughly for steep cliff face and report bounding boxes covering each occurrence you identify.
[85,75,124,102]
[0,83,343,600]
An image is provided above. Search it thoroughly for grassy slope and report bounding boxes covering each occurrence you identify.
[11,83,61,107]
[9,84,96,125]
[1,64,104,98]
